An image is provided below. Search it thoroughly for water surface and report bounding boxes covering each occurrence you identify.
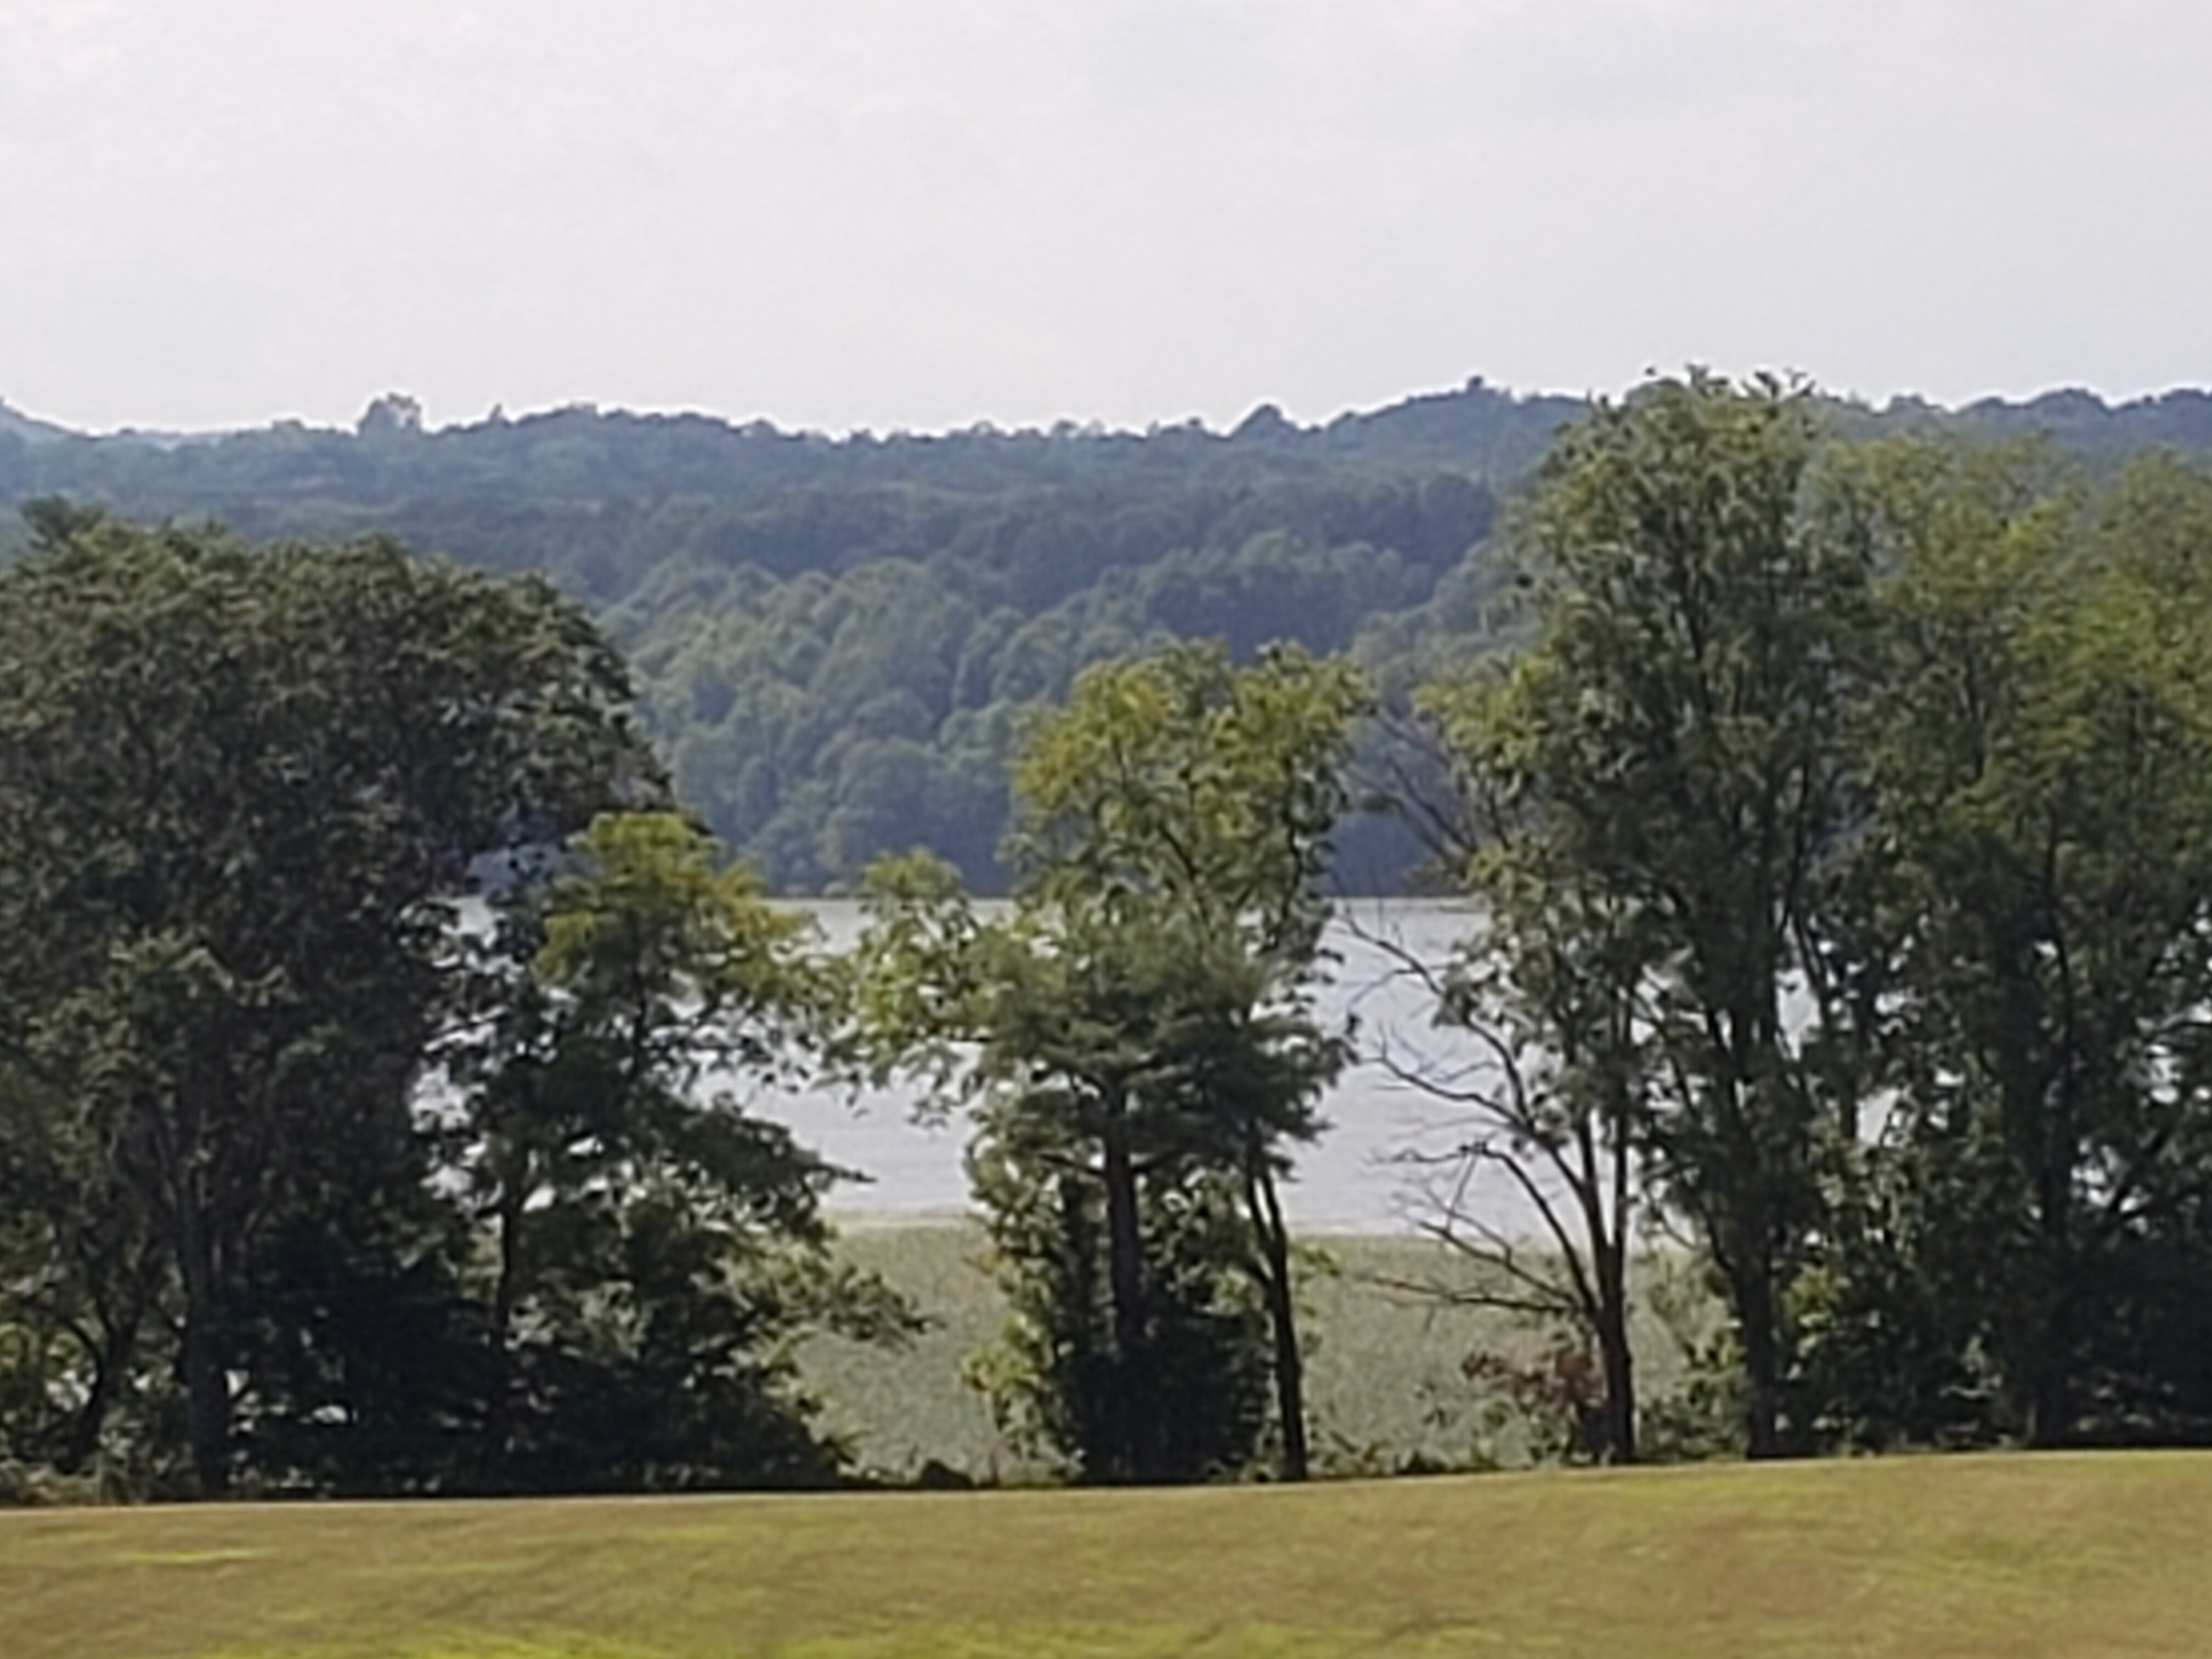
[752,900,1506,1234]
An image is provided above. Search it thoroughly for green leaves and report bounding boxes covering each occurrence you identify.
[430,810,908,1491]
[1433,374,1878,1458]
[853,641,1367,1481]
[0,510,652,1492]
[1013,640,1369,952]
[1848,445,2212,1441]
[1434,381,2212,1451]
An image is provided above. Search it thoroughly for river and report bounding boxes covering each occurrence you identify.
[747,899,1509,1234]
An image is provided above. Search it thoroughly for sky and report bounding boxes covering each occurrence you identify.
[3,0,2208,436]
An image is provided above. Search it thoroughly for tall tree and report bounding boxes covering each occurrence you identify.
[1008,640,1368,1480]
[1849,442,2212,1443]
[432,811,907,1492]
[0,510,648,1494]
[856,641,1365,1481]
[1435,375,1878,1457]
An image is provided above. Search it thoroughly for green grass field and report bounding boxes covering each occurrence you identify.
[6,1453,2211,1658]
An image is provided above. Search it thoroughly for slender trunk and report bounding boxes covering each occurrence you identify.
[1737,1259,1782,1460]
[2028,1327,2070,1447]
[1716,1019,1786,1461]
[177,1226,230,1497]
[61,1311,142,1475]
[1593,1234,1637,1465]
[2028,1152,2074,1446]
[1098,1088,1151,1480]
[486,1176,527,1476]
[1575,1092,1638,1465]
[63,1368,115,1476]
[147,1077,230,1496]
[2030,862,2079,1447]
[1244,1150,1307,1482]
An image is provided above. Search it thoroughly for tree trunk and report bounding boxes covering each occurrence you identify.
[150,1080,232,1496]
[2028,1151,2074,1446]
[2028,1344,2070,1447]
[1098,1091,1152,1480]
[1737,1260,1783,1460]
[485,1176,527,1476]
[178,1239,231,1497]
[1244,1149,1307,1481]
[63,1367,115,1477]
[61,1310,142,1475]
[1594,1238,1637,1465]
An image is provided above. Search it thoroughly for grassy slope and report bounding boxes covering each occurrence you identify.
[6,1454,2211,1658]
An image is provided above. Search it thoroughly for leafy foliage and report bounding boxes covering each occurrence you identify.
[1430,375,1880,1457]
[1830,442,2212,1444]
[1423,381,2212,1457]
[12,380,2212,893]
[0,390,1542,891]
[855,644,1365,1482]
[0,517,900,1496]
[0,510,650,1492]
[424,812,912,1493]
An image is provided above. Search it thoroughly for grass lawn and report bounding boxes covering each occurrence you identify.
[5,1453,2211,1658]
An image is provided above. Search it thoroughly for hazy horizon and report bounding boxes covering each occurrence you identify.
[10,368,2207,448]
[7,2,2209,437]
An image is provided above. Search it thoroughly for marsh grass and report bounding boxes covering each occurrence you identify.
[803,1223,1708,1480]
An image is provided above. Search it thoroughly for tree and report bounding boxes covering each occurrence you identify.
[1847,442,2212,1443]
[0,509,649,1494]
[948,906,1279,1483]
[0,1059,168,1481]
[856,641,1367,1481]
[1432,375,1878,1457]
[430,811,909,1491]
[1361,817,1652,1464]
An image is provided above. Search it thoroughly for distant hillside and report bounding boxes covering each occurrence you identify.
[5,377,2208,891]
[0,399,72,448]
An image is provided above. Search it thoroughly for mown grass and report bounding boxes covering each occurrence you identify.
[802,1223,1705,1479]
[7,1453,2212,1658]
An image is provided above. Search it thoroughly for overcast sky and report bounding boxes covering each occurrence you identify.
[3,0,2207,435]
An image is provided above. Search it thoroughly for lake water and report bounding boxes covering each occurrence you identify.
[749,900,1511,1235]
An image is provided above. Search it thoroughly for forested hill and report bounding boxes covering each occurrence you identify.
[7,377,2212,892]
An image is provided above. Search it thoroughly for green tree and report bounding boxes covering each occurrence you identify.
[1848,442,2212,1443]
[1434,375,1878,1458]
[946,902,1279,1483]
[436,811,908,1491]
[1009,640,1367,1480]
[0,510,647,1494]
[0,1059,168,1481]
[856,641,1366,1481]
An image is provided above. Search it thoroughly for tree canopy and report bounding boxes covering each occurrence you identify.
[1422,378,2212,1457]
[854,642,1366,1481]
[0,515,899,1496]
[18,376,2212,1498]
[15,377,2203,896]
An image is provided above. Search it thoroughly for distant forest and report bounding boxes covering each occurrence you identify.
[9,377,2212,893]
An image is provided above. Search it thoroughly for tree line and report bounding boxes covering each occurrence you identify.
[0,509,911,1497]
[13,377,2212,895]
[7,373,2212,1500]
[1412,375,2212,1460]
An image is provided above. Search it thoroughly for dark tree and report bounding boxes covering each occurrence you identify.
[0,510,648,1494]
